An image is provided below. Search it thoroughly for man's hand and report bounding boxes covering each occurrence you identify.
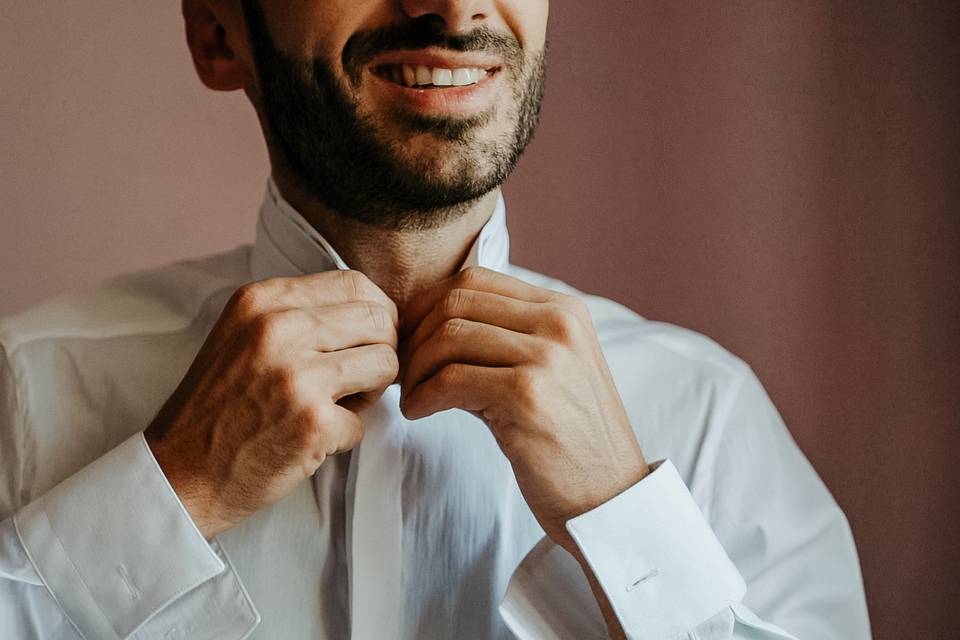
[144,270,399,539]
[399,266,650,555]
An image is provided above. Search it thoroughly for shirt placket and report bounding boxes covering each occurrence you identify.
[347,384,407,639]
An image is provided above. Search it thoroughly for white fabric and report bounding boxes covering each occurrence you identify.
[0,178,871,639]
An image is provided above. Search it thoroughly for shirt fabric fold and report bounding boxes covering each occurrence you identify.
[0,178,871,639]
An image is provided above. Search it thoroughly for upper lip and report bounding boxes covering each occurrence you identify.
[368,47,502,71]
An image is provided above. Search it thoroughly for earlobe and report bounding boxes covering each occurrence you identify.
[183,0,249,92]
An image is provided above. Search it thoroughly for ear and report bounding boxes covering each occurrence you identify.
[182,0,249,91]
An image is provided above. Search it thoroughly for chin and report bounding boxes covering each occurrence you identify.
[407,151,495,185]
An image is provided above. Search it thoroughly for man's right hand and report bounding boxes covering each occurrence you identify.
[144,270,399,538]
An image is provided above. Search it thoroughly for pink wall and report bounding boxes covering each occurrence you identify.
[2,3,958,638]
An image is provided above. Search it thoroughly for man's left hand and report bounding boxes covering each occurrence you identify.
[399,266,650,554]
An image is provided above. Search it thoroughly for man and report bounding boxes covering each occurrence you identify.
[0,1,871,638]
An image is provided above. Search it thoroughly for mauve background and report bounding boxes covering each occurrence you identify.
[2,2,958,638]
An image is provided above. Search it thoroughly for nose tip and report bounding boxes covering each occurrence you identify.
[400,0,488,33]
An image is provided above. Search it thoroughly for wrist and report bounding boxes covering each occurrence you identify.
[144,431,229,539]
[551,456,651,554]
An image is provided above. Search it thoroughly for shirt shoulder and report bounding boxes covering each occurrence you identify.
[0,245,254,500]
[507,264,749,379]
[0,245,252,354]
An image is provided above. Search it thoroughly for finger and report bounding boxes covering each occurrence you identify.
[337,388,388,414]
[294,302,398,352]
[400,363,514,421]
[238,270,399,327]
[403,289,542,364]
[400,267,553,338]
[401,319,536,400]
[316,402,366,456]
[315,343,399,400]
[251,305,397,362]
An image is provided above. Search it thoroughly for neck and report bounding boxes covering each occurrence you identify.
[271,172,501,313]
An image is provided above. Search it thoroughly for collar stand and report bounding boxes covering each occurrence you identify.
[250,177,511,282]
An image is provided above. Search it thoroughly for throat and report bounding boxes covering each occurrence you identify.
[270,172,502,309]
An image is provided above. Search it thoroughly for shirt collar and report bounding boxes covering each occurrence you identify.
[250,177,511,281]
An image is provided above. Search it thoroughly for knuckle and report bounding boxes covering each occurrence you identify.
[513,367,544,410]
[230,283,265,318]
[547,305,581,340]
[247,313,280,351]
[438,317,466,340]
[457,266,486,287]
[440,288,470,318]
[363,301,387,331]
[339,269,369,300]
[436,363,465,389]
[534,339,562,366]
[562,294,589,315]
[324,354,349,382]
[312,403,337,431]
[553,292,589,317]
[303,404,335,443]
[372,345,399,374]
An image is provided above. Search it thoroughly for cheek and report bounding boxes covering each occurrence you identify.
[271,1,369,66]
[499,0,549,51]
[298,1,398,62]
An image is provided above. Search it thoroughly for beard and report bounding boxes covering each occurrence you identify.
[240,1,546,231]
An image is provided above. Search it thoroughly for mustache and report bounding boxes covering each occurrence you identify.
[342,20,524,83]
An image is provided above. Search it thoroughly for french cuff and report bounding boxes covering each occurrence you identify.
[13,432,258,640]
[499,460,746,640]
[567,459,746,639]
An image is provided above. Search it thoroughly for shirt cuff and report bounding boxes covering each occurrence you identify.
[12,432,254,639]
[566,459,746,639]
[499,460,746,640]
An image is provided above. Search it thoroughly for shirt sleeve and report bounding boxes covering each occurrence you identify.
[500,461,773,640]
[499,366,871,640]
[0,345,260,639]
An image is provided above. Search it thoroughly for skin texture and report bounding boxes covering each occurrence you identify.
[146,271,401,537]
[148,1,649,636]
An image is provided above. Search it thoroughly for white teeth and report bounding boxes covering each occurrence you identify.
[451,68,472,86]
[385,65,489,87]
[415,65,432,85]
[432,68,453,86]
[401,64,416,87]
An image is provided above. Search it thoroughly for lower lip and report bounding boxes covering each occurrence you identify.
[368,69,502,116]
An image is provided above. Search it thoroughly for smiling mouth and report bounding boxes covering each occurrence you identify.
[373,64,500,88]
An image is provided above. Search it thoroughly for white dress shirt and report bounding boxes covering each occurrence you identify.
[0,179,871,639]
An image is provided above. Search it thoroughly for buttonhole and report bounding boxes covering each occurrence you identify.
[117,563,142,600]
[625,567,659,592]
